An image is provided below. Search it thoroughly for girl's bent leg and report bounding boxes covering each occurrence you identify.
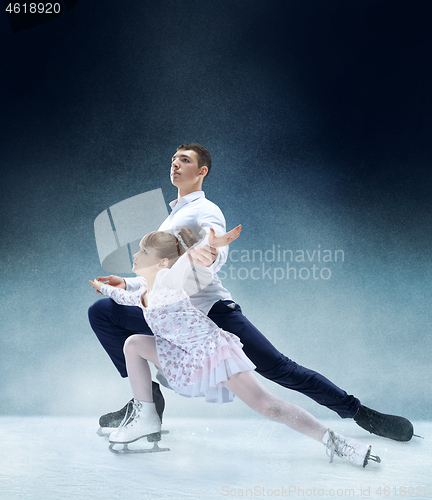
[123,335,161,402]
[223,371,328,442]
[88,298,153,378]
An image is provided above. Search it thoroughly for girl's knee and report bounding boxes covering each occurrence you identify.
[123,334,139,355]
[123,334,154,357]
[257,395,284,421]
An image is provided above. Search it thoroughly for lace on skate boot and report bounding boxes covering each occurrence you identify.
[109,400,169,454]
[325,430,381,468]
[117,399,139,430]
[97,382,166,436]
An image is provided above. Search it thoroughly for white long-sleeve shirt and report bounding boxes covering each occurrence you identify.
[124,191,233,314]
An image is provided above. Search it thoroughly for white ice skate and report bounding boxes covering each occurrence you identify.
[323,429,381,468]
[108,399,170,454]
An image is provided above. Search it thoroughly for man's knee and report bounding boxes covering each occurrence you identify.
[88,298,111,324]
[254,355,298,382]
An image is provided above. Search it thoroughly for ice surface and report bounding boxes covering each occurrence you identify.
[0,418,430,500]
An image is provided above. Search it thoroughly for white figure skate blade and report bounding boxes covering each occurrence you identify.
[109,439,170,454]
[98,426,169,437]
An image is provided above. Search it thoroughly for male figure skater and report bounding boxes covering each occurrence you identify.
[88,143,414,441]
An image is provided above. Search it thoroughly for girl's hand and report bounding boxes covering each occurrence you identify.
[89,279,103,292]
[188,225,242,267]
[208,224,242,248]
[97,275,126,289]
[188,245,217,267]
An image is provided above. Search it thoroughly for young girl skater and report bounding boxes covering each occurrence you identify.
[89,226,380,467]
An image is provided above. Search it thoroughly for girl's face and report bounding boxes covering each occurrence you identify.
[132,245,162,275]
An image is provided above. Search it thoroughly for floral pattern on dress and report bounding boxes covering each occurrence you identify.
[101,250,255,403]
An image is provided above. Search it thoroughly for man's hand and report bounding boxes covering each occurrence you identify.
[208,225,242,248]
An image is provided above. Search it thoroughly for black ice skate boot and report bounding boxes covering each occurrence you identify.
[97,381,165,436]
[354,405,414,442]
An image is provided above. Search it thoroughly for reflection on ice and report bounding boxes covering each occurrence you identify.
[0,417,430,500]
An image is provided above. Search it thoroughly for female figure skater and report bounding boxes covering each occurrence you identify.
[89,226,380,467]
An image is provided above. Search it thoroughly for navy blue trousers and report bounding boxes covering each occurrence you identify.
[88,298,360,418]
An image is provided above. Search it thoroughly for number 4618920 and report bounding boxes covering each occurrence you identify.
[5,3,61,14]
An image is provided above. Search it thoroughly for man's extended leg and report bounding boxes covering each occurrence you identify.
[208,300,359,418]
[89,297,413,441]
[208,300,414,441]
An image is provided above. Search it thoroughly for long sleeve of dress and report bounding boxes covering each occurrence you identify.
[157,247,214,293]
[124,276,146,292]
[101,284,146,307]
[196,211,228,274]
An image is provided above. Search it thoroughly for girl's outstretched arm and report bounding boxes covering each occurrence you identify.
[158,225,241,292]
[156,251,204,291]
[89,279,146,307]
[187,224,242,267]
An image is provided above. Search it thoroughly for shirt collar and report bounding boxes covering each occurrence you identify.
[169,190,205,212]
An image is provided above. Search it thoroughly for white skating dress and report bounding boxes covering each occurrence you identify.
[101,253,255,403]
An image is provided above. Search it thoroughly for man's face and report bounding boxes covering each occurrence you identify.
[171,149,206,188]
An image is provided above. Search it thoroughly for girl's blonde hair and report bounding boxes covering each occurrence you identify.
[141,228,198,266]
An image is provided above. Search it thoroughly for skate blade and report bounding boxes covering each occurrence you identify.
[98,427,170,437]
[364,446,381,467]
[109,441,170,454]
[109,431,170,454]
